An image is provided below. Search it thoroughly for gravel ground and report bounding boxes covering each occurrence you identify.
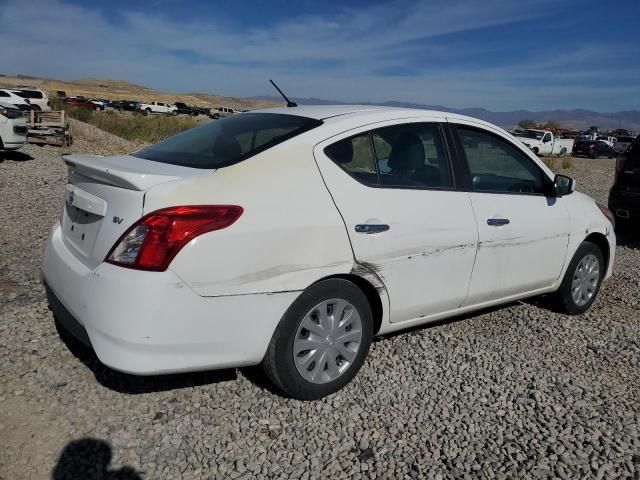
[1,143,639,479]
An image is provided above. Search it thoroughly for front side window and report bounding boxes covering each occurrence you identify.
[0,91,8,97]
[135,113,322,169]
[456,126,545,194]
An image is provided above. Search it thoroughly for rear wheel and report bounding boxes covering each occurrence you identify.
[553,241,604,314]
[145,108,151,116]
[262,279,373,400]
[558,147,567,157]
[213,113,220,120]
[532,147,539,156]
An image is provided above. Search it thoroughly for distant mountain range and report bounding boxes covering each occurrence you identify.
[252,96,640,133]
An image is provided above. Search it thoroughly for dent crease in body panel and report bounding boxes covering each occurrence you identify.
[190,260,350,290]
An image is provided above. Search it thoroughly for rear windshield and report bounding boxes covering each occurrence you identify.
[134,113,322,169]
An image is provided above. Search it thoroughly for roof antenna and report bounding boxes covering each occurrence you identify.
[269,79,297,107]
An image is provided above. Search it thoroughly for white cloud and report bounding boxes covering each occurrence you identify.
[0,0,638,110]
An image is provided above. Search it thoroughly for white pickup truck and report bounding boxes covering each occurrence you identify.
[513,129,574,157]
[138,101,177,115]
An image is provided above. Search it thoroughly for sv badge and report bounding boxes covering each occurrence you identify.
[112,216,124,224]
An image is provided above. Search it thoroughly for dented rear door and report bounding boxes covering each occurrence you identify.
[313,119,478,324]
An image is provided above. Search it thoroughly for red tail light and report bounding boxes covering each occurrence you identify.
[106,205,243,271]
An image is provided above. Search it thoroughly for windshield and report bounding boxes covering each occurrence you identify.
[518,130,544,140]
[134,113,322,169]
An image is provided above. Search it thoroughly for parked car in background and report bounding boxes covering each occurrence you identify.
[0,89,32,110]
[89,99,107,111]
[609,135,640,229]
[42,105,615,400]
[0,101,27,150]
[209,106,238,119]
[596,136,616,147]
[11,87,51,111]
[614,136,635,154]
[513,129,573,156]
[138,101,177,115]
[573,140,616,159]
[114,100,140,112]
[173,102,199,116]
[65,97,101,111]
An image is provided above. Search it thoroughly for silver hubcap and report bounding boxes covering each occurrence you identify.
[293,299,363,384]
[571,254,600,306]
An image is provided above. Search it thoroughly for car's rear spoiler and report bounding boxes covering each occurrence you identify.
[62,154,208,191]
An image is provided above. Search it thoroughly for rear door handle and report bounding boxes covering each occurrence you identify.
[487,218,510,226]
[355,224,390,234]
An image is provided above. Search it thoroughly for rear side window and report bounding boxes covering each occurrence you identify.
[23,90,43,99]
[371,124,452,188]
[456,126,545,194]
[0,91,8,97]
[325,134,378,185]
[134,113,322,169]
[324,122,453,189]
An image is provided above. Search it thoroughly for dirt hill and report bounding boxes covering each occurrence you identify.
[0,75,279,110]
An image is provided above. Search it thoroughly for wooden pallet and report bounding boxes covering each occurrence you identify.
[26,110,71,147]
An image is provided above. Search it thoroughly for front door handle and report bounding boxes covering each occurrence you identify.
[355,224,390,234]
[487,218,510,226]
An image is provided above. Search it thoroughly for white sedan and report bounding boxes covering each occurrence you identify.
[42,105,616,399]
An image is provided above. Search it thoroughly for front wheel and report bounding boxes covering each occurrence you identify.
[553,241,604,314]
[262,279,373,400]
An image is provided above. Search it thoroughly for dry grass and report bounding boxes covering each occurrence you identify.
[48,96,198,143]
[561,156,574,169]
[92,111,198,143]
[543,157,556,169]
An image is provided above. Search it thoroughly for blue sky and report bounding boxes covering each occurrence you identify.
[1,0,638,111]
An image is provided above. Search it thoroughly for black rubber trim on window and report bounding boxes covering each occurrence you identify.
[447,123,555,197]
[325,121,458,192]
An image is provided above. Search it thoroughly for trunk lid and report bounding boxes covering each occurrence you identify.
[61,154,211,269]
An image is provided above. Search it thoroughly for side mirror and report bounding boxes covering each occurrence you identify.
[554,174,575,196]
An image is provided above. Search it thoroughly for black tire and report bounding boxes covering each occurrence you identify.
[32,105,41,111]
[553,241,604,315]
[213,113,220,120]
[262,279,373,400]
[145,108,151,116]
[558,147,567,158]
[532,147,539,156]
[173,110,178,116]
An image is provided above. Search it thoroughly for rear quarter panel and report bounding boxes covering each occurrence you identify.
[144,136,356,296]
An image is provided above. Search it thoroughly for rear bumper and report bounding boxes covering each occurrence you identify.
[41,223,300,375]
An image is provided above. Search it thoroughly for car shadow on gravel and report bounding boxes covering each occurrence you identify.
[0,150,33,162]
[55,320,238,395]
[616,231,640,249]
[53,438,142,479]
[373,302,521,341]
